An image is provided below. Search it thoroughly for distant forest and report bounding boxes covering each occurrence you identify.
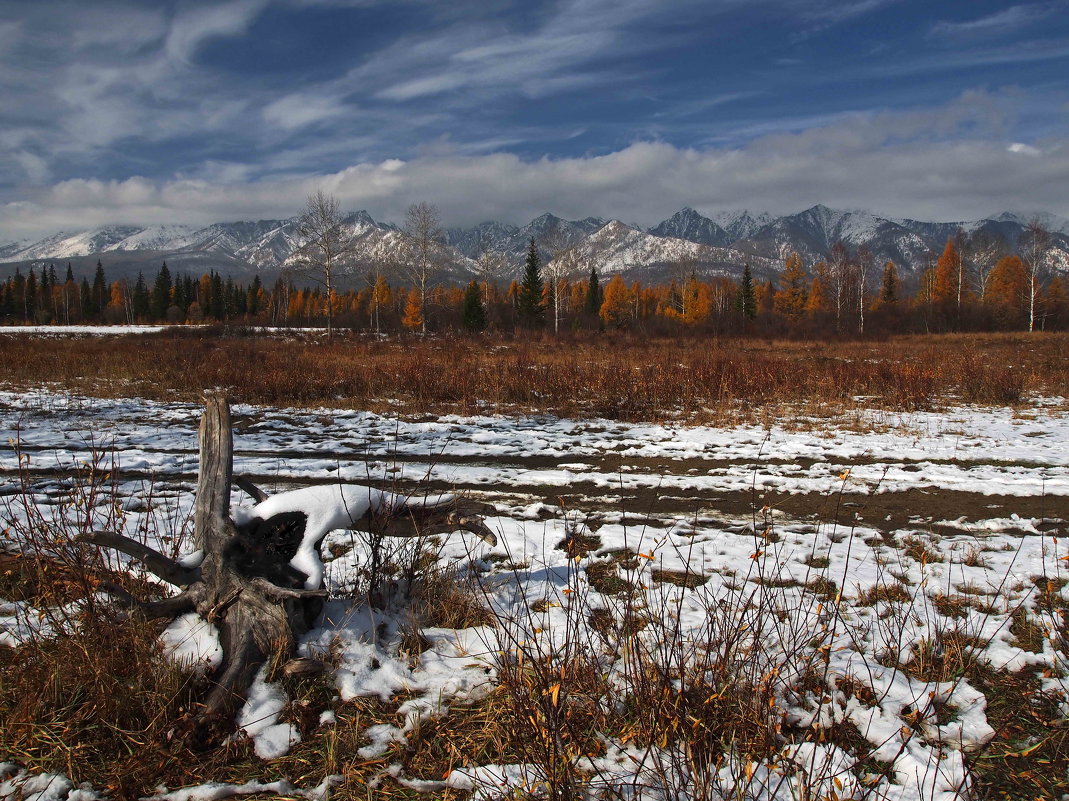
[2,237,1066,335]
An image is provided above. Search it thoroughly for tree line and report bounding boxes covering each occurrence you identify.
[0,261,266,325]
[2,203,1065,335]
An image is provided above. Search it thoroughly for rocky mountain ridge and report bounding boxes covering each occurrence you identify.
[2,205,1067,284]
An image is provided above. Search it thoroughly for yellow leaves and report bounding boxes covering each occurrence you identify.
[543,682,561,706]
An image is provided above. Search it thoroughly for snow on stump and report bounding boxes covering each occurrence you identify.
[79,393,495,746]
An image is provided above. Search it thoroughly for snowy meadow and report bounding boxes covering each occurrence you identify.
[1,334,1068,801]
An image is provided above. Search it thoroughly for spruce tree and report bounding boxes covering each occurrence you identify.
[735,264,757,321]
[152,262,172,320]
[247,275,262,316]
[91,261,107,318]
[133,272,150,320]
[461,281,487,332]
[172,273,187,314]
[65,263,74,283]
[39,267,53,319]
[585,265,601,315]
[516,238,545,326]
[25,269,37,322]
[210,272,224,320]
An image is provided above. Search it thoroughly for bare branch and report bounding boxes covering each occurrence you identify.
[364,501,498,546]
[140,587,205,618]
[233,475,269,504]
[287,190,363,337]
[249,577,329,602]
[78,530,200,586]
[98,584,204,618]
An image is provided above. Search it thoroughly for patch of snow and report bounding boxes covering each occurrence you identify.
[237,667,300,759]
[159,613,223,672]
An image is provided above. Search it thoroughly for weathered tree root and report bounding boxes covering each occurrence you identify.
[81,393,496,747]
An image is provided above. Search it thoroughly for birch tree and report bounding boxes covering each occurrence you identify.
[291,190,360,337]
[1021,219,1051,332]
[541,225,581,335]
[964,229,1006,303]
[401,202,444,336]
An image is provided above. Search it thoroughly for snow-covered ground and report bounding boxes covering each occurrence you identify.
[0,324,167,336]
[1,390,1067,800]
[2,390,1066,500]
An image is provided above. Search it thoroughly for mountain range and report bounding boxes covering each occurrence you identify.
[2,205,1067,286]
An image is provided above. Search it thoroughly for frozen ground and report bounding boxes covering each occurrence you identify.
[0,325,167,336]
[1,389,1067,800]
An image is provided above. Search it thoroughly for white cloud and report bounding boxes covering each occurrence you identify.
[262,93,346,131]
[165,0,269,64]
[3,96,1069,240]
[1008,142,1042,155]
[930,4,1053,38]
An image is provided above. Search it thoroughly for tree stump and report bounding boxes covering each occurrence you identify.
[81,393,495,744]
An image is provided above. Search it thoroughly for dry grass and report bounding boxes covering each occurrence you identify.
[0,612,207,799]
[0,330,1065,422]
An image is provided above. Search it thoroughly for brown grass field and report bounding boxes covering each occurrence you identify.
[1,329,1067,421]
[2,329,1068,798]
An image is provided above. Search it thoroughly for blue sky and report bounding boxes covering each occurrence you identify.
[1,0,1068,238]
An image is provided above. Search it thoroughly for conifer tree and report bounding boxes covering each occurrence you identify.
[757,280,776,316]
[461,280,487,332]
[133,272,150,320]
[773,252,808,320]
[40,267,52,301]
[66,263,74,283]
[932,239,964,322]
[878,261,899,308]
[585,265,601,315]
[224,277,238,318]
[210,272,225,319]
[151,263,172,320]
[25,268,37,322]
[517,237,545,326]
[599,275,632,328]
[1044,276,1068,329]
[91,261,107,318]
[172,276,184,314]
[986,255,1027,326]
[247,275,262,316]
[806,263,832,316]
[735,264,756,321]
[402,288,424,331]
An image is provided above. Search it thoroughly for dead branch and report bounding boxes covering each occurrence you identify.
[78,530,200,587]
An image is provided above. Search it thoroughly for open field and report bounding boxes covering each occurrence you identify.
[1,333,1068,800]
[0,330,1067,422]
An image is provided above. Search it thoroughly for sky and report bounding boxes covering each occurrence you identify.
[1,0,1068,239]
